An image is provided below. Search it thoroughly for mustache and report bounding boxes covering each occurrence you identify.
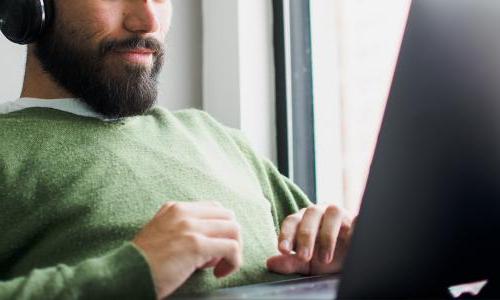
[99,37,165,57]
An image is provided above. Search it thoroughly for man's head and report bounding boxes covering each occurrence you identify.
[33,0,173,119]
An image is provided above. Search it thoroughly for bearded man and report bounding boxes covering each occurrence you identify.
[0,1,354,299]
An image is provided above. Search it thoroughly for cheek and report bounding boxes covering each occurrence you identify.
[86,10,123,40]
[70,7,124,43]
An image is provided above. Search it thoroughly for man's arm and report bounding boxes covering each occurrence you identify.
[0,243,156,300]
[0,201,243,300]
[224,126,356,275]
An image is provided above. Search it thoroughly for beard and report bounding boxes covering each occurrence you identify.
[34,22,165,119]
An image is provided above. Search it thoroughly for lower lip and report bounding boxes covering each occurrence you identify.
[115,51,153,64]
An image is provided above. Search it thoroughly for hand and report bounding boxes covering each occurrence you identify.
[133,201,243,299]
[267,204,356,275]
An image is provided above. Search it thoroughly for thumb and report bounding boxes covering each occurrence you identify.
[266,254,310,275]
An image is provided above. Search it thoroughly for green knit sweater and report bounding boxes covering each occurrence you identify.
[0,107,312,299]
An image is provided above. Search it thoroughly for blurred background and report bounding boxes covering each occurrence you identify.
[0,0,412,214]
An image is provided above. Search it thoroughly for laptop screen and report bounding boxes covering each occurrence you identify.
[339,0,500,298]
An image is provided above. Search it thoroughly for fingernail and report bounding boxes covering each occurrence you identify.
[299,247,309,260]
[280,240,290,252]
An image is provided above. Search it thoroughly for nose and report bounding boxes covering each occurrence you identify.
[124,0,161,34]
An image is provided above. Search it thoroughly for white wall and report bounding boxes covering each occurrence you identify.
[0,36,25,102]
[0,0,203,111]
[202,0,277,163]
[160,0,202,110]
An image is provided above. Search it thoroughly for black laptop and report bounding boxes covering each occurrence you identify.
[176,1,500,298]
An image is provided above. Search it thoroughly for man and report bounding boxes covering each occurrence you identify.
[0,0,354,299]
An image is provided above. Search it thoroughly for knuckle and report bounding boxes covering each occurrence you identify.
[156,202,175,217]
[325,204,341,216]
[280,224,294,235]
[307,205,323,215]
[169,202,184,216]
[177,219,193,232]
[297,229,314,241]
[284,214,301,224]
[185,233,203,254]
[226,210,237,220]
[228,223,241,239]
[159,203,171,210]
[339,224,351,240]
[233,222,242,234]
[230,241,242,262]
[340,221,351,231]
[230,240,240,252]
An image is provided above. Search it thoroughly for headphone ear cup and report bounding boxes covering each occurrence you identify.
[1,0,48,45]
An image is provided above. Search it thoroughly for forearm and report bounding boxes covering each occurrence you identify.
[0,243,156,300]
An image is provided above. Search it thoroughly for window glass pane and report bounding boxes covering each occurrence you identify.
[337,0,411,211]
[311,0,411,212]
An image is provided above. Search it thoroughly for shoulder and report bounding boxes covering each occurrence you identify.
[0,108,97,155]
[171,108,223,128]
[0,108,41,142]
[164,107,233,136]
[149,107,216,127]
[155,106,254,150]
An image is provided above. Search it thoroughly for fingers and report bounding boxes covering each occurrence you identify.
[200,257,221,269]
[182,219,243,246]
[295,206,325,261]
[198,220,243,277]
[278,208,305,254]
[199,236,243,278]
[163,202,243,278]
[279,205,352,265]
[266,254,310,275]
[317,206,342,264]
[153,201,244,279]
[134,200,244,298]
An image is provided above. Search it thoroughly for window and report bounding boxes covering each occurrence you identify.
[273,0,316,202]
[274,0,411,213]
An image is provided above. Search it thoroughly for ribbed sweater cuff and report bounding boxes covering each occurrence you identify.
[87,242,157,299]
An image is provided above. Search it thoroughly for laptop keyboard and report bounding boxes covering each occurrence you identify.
[212,276,339,299]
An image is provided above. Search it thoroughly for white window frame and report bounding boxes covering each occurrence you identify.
[309,0,345,207]
[201,0,277,163]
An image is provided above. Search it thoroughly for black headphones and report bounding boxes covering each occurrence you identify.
[0,0,53,45]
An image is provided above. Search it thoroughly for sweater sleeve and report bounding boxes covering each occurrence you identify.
[225,127,314,233]
[0,242,157,300]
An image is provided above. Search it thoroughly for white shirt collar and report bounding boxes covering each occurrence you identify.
[0,98,118,121]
